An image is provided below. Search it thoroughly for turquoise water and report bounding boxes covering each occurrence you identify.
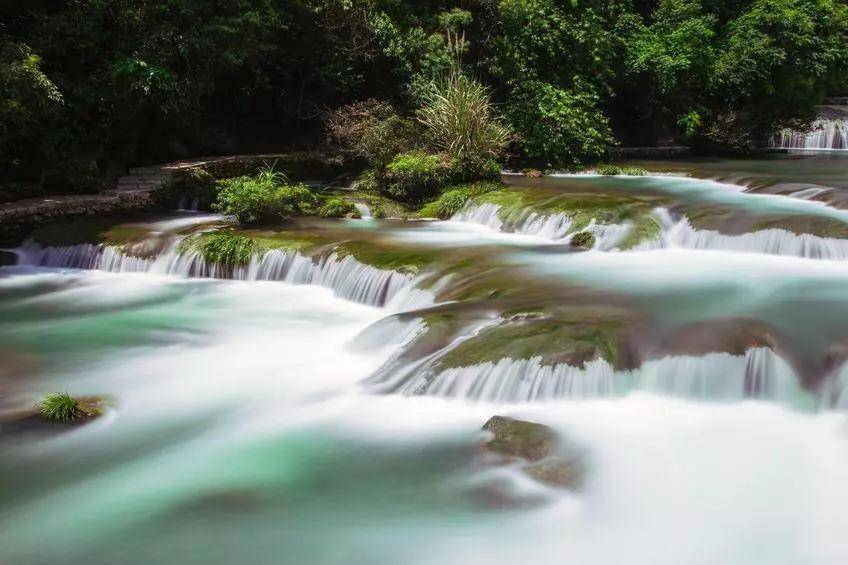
[3,159,848,564]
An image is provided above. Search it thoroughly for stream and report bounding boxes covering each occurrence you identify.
[2,155,848,564]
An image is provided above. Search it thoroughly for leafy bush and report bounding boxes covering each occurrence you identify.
[186,232,263,267]
[418,72,511,161]
[382,151,449,202]
[40,392,80,422]
[380,151,501,203]
[326,99,418,169]
[508,80,614,169]
[213,168,318,225]
[319,197,360,218]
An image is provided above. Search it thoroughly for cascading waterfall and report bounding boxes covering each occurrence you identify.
[451,201,848,260]
[771,117,847,151]
[13,241,417,308]
[372,347,807,405]
[450,202,629,249]
[653,209,848,260]
[354,203,372,219]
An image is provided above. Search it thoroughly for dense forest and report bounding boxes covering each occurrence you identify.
[2,0,847,183]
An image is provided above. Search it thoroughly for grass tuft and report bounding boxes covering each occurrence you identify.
[40,392,81,422]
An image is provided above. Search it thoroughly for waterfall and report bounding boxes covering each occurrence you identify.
[451,202,504,231]
[374,348,806,404]
[13,241,415,308]
[655,211,848,260]
[449,202,632,249]
[354,203,372,219]
[771,117,847,151]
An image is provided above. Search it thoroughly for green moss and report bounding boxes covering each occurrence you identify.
[335,241,438,275]
[418,182,506,219]
[570,231,595,248]
[436,314,624,370]
[30,217,147,247]
[242,230,330,253]
[617,217,662,250]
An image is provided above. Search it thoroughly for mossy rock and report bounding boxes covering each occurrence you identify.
[335,240,439,275]
[482,416,556,461]
[570,231,595,249]
[481,416,586,489]
[436,307,635,371]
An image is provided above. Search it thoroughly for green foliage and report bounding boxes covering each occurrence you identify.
[509,81,614,168]
[40,392,80,422]
[0,42,63,171]
[213,168,318,225]
[709,0,848,143]
[381,152,501,203]
[383,151,448,202]
[597,165,648,176]
[319,197,360,218]
[185,232,264,267]
[437,9,473,31]
[325,99,417,169]
[419,182,503,219]
[418,72,512,161]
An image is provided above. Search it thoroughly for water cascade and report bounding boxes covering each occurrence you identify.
[653,209,848,260]
[450,202,631,249]
[772,116,847,151]
[13,241,416,308]
[372,348,807,405]
[354,203,372,219]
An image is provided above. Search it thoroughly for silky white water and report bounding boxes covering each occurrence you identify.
[4,163,848,564]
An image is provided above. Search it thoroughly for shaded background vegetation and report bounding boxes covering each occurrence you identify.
[2,0,847,185]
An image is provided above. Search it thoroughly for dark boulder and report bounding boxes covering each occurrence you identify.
[481,416,586,489]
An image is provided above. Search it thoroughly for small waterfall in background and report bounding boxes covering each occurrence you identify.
[353,203,372,219]
[371,347,808,405]
[770,107,848,151]
[13,241,422,309]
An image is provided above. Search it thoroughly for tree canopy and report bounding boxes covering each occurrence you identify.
[2,0,847,178]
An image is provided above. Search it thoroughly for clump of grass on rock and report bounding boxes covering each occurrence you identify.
[40,392,81,422]
[213,166,318,225]
[183,231,264,267]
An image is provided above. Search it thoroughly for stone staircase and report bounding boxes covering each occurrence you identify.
[100,166,174,197]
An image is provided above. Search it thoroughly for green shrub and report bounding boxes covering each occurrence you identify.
[184,232,263,267]
[382,151,449,202]
[326,100,418,169]
[418,72,512,162]
[381,152,501,203]
[213,168,318,225]
[319,197,360,218]
[40,392,80,422]
[509,80,614,169]
[597,164,623,175]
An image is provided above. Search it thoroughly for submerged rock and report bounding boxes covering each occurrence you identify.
[482,415,556,461]
[481,416,585,489]
[0,395,109,438]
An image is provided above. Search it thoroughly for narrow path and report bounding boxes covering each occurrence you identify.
[0,154,304,246]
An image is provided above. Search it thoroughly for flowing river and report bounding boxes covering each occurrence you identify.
[2,155,848,564]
